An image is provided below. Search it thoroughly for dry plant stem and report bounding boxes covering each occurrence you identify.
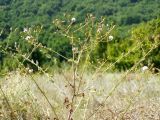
[88,39,147,89]
[83,92,91,120]
[73,14,94,33]
[22,42,40,63]
[76,28,98,94]
[76,46,88,94]
[0,85,13,117]
[77,51,90,94]
[98,25,116,42]
[120,67,153,119]
[61,72,74,88]
[29,41,69,61]
[69,48,87,119]
[71,97,83,116]
[120,85,144,119]
[86,42,159,120]
[66,22,74,34]
[30,75,59,120]
[77,26,116,94]
[92,39,143,78]
[73,21,90,33]
[19,58,61,120]
[95,40,144,78]
[21,54,66,96]
[22,38,69,61]
[68,42,77,120]
[71,49,89,119]
[1,50,61,120]
[69,33,85,119]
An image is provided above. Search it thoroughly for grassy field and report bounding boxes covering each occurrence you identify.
[0,70,159,120]
[0,5,160,119]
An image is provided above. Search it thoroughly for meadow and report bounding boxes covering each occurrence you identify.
[0,16,160,120]
[0,70,160,120]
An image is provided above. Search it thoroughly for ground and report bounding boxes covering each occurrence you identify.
[0,71,160,120]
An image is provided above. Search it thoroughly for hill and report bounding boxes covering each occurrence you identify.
[0,0,160,28]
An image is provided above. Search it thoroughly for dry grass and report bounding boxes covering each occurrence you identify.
[0,71,159,120]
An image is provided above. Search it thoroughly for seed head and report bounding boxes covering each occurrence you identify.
[108,35,113,41]
[71,17,76,23]
[25,36,32,41]
[141,66,148,72]
[28,69,33,73]
[23,28,28,32]
[72,47,78,53]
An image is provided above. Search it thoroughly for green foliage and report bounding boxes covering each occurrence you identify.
[0,0,160,72]
[131,19,160,68]
[112,18,160,71]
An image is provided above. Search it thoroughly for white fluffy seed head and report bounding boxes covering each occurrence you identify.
[25,36,32,41]
[71,17,76,23]
[28,69,33,73]
[72,47,78,53]
[14,42,17,48]
[108,35,113,41]
[141,66,148,72]
[23,28,28,32]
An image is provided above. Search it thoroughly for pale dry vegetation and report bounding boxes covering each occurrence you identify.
[0,70,160,120]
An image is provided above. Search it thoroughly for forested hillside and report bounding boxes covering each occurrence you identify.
[0,0,160,72]
[0,0,160,28]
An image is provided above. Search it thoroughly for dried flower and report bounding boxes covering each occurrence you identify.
[23,28,28,32]
[141,66,148,72]
[108,35,113,41]
[72,47,78,53]
[14,42,17,48]
[97,27,102,33]
[28,69,33,73]
[71,17,76,23]
[25,36,32,41]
